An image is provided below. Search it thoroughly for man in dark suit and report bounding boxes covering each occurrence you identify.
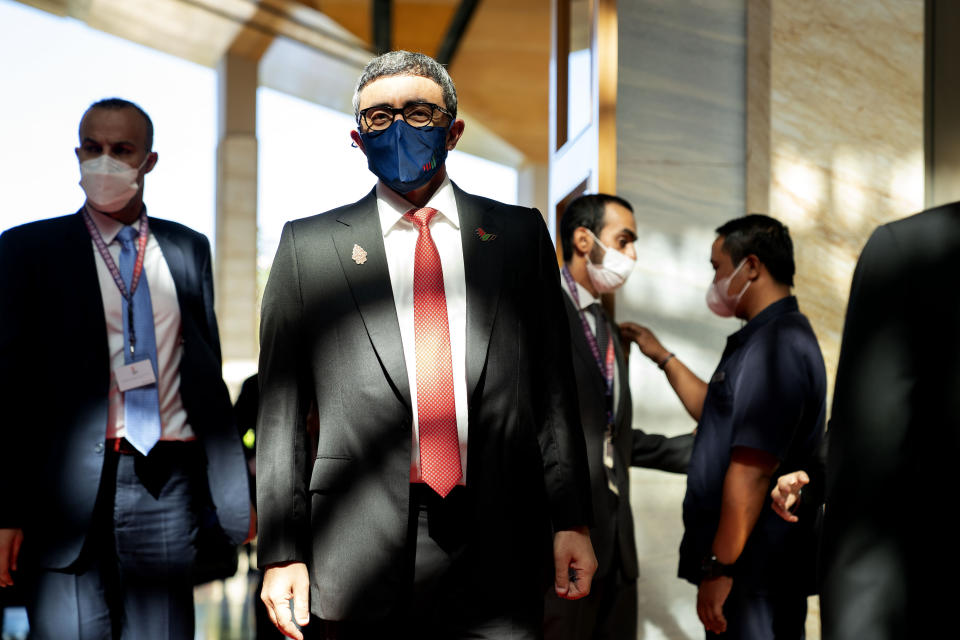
[544,194,693,639]
[256,51,596,639]
[0,98,250,639]
[815,203,960,639]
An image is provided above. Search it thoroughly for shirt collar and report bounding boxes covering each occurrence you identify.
[561,272,600,311]
[724,295,800,354]
[84,204,143,244]
[376,175,460,237]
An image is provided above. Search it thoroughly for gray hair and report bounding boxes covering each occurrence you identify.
[352,50,458,121]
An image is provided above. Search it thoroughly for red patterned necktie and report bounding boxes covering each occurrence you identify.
[404,207,462,497]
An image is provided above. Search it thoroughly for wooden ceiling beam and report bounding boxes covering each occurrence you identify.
[435,0,479,67]
[372,0,392,53]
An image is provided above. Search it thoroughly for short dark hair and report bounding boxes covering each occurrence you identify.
[715,214,795,286]
[80,98,154,151]
[559,193,634,261]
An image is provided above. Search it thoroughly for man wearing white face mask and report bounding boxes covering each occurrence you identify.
[545,194,695,640]
[0,98,250,639]
[622,214,826,639]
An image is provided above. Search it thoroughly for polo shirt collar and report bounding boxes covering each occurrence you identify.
[724,295,799,353]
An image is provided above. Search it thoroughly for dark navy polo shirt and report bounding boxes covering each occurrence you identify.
[678,296,826,592]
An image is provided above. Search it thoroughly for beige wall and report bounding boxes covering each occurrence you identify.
[750,0,925,399]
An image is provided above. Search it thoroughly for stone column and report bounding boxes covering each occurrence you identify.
[748,0,925,393]
[215,52,259,376]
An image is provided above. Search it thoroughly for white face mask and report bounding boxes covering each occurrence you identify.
[585,230,636,293]
[79,154,146,213]
[706,258,750,318]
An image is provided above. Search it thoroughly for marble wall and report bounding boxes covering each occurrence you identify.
[614,1,924,638]
[755,0,925,394]
[617,1,747,638]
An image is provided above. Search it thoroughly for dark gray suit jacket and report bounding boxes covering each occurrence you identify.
[821,202,960,639]
[256,185,592,621]
[563,297,692,580]
[0,210,250,569]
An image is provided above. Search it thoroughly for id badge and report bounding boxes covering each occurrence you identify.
[603,433,615,470]
[115,360,156,391]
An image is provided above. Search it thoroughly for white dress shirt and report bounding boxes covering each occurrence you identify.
[376,178,469,484]
[561,276,621,413]
[86,206,194,441]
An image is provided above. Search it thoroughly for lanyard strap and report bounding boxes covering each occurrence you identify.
[82,208,150,358]
[561,266,615,397]
[81,208,149,301]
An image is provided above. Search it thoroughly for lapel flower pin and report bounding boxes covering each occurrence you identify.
[352,243,368,265]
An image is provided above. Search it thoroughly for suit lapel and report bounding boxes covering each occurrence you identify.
[332,191,411,409]
[65,211,111,364]
[563,296,600,376]
[150,220,189,300]
[611,319,630,423]
[455,185,504,403]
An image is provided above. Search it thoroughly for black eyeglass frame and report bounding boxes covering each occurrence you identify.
[356,101,454,132]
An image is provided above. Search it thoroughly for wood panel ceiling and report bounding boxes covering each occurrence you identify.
[15,0,551,165]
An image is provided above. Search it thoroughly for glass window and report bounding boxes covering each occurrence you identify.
[0,0,216,243]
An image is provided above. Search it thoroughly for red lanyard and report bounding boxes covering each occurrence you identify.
[561,266,615,397]
[82,208,149,357]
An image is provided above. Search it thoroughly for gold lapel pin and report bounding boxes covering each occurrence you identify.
[352,244,368,265]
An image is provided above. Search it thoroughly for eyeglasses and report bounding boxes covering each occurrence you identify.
[357,102,453,132]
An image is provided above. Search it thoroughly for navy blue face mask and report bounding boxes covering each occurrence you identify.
[359,119,449,193]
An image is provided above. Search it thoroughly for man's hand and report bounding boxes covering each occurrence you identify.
[0,528,23,587]
[261,561,310,639]
[619,322,669,364]
[697,576,733,634]
[770,470,810,523]
[553,526,597,600]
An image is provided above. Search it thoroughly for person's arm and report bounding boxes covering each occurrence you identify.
[770,470,809,523]
[0,529,23,588]
[0,229,27,586]
[257,221,314,637]
[698,446,781,634]
[619,322,707,421]
[631,430,695,473]
[821,225,914,639]
[528,211,596,599]
[771,428,827,522]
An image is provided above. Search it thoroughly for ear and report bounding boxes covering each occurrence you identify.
[744,254,762,280]
[445,119,465,151]
[350,129,366,155]
[142,151,158,175]
[572,227,595,257]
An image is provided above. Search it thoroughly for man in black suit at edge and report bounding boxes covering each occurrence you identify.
[256,51,596,640]
[545,193,694,639]
[770,202,960,639]
[0,98,251,639]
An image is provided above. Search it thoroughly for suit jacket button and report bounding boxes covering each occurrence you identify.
[95,442,104,454]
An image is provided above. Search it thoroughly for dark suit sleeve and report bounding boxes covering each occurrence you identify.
[530,212,593,531]
[630,430,693,473]
[821,225,912,639]
[197,234,223,364]
[0,229,27,527]
[256,221,313,566]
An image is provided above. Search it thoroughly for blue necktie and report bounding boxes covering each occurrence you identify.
[117,226,161,455]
